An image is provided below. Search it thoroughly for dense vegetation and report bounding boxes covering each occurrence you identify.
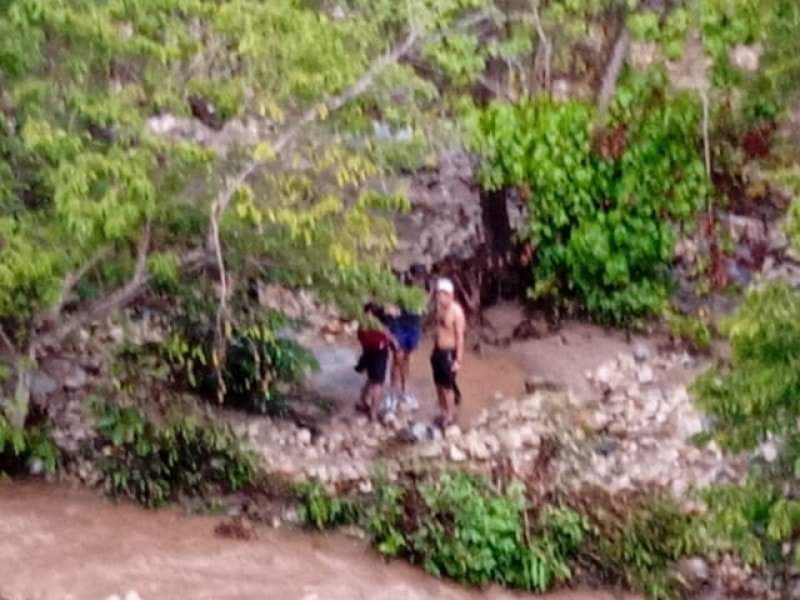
[91,399,258,507]
[0,0,798,597]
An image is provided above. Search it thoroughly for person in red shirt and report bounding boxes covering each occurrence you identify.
[355,302,394,420]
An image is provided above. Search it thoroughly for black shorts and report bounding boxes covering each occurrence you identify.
[431,348,462,403]
[431,347,456,387]
[357,348,389,384]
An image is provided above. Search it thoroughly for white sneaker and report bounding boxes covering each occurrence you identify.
[399,393,419,411]
[380,393,398,415]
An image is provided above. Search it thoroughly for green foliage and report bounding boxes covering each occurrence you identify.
[665,309,713,352]
[469,77,708,322]
[692,282,800,454]
[583,495,705,600]
[0,413,59,475]
[367,472,587,592]
[295,481,360,530]
[0,0,475,358]
[91,399,258,508]
[163,292,318,415]
[702,479,800,567]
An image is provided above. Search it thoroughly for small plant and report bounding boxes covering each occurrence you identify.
[91,400,258,507]
[702,479,800,567]
[295,481,360,530]
[0,413,59,475]
[665,309,713,352]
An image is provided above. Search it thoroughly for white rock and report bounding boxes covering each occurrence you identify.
[106,596,122,600]
[729,44,761,72]
[637,365,654,385]
[448,444,467,462]
[595,362,617,386]
[760,440,779,463]
[498,429,523,452]
[125,592,142,600]
[418,442,442,459]
[296,428,312,446]
[679,557,710,583]
[633,343,650,363]
[358,480,373,494]
[444,425,462,440]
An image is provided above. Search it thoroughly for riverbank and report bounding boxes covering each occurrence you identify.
[0,481,635,600]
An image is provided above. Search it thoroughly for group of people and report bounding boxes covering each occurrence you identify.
[355,268,466,429]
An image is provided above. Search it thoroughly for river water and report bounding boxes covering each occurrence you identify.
[0,482,633,600]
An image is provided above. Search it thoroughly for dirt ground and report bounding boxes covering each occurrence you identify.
[306,303,679,428]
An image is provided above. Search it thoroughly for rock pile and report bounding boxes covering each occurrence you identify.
[242,344,746,503]
[579,349,747,496]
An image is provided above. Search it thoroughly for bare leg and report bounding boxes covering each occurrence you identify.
[401,352,411,396]
[367,383,382,421]
[390,351,403,397]
[358,380,370,412]
[442,387,456,425]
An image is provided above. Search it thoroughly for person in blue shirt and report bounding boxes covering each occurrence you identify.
[384,264,426,411]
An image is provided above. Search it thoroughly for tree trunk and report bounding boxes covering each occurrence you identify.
[480,187,512,257]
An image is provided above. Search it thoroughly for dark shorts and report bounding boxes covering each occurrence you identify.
[391,325,421,353]
[430,348,462,404]
[356,348,389,384]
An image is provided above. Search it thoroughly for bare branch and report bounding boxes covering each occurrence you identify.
[40,246,113,326]
[597,26,630,116]
[33,222,161,350]
[0,325,16,357]
[531,0,552,93]
[700,89,712,212]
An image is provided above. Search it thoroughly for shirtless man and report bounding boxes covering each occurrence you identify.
[430,278,466,428]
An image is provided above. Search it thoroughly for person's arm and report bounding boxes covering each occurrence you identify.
[453,306,466,371]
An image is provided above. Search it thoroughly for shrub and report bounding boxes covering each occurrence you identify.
[0,414,59,475]
[91,400,258,508]
[576,492,705,600]
[702,479,800,567]
[163,293,318,415]
[692,281,800,455]
[367,472,586,592]
[295,481,360,530]
[468,76,708,323]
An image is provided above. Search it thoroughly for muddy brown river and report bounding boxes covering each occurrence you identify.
[0,482,634,600]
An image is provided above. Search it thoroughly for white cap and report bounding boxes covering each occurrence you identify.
[436,278,454,295]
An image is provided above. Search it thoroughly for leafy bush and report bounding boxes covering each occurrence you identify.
[692,282,800,455]
[91,400,258,508]
[163,293,318,415]
[295,481,360,530]
[0,414,59,475]
[367,472,586,592]
[702,479,800,567]
[468,75,708,323]
[578,493,705,600]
